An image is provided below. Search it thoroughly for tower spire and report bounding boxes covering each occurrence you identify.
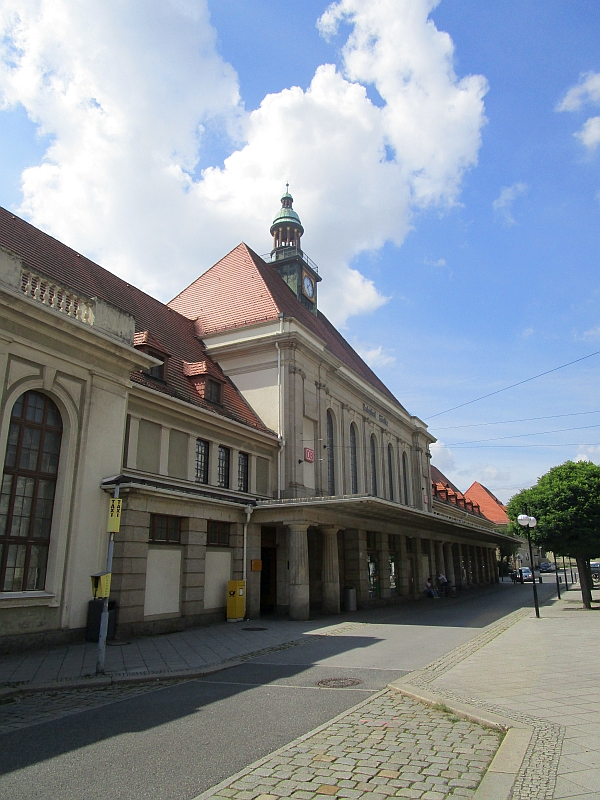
[270,185,304,257]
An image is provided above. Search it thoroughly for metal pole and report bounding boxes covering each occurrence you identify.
[527,528,540,618]
[554,556,561,599]
[96,483,118,674]
[562,555,569,590]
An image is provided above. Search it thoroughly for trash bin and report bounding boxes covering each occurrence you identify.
[344,587,357,612]
[85,599,117,642]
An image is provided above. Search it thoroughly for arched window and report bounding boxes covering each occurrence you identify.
[402,451,410,506]
[370,434,378,496]
[349,423,358,494]
[326,410,335,495]
[387,444,394,502]
[0,391,63,592]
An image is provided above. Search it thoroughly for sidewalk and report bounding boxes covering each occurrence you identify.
[0,615,335,689]
[393,592,600,799]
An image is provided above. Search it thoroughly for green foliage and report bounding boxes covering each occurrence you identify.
[506,460,600,559]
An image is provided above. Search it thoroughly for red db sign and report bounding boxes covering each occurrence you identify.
[304,447,315,463]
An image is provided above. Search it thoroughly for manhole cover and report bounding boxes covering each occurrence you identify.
[242,627,268,631]
[317,677,362,688]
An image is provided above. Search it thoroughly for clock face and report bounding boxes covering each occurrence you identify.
[303,274,315,300]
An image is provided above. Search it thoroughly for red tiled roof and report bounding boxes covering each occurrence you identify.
[464,481,509,525]
[134,330,171,355]
[431,465,482,517]
[430,465,461,494]
[169,243,405,409]
[0,207,273,434]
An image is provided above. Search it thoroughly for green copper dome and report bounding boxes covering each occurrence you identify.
[270,185,304,236]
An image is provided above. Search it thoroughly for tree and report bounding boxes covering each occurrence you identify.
[506,460,600,608]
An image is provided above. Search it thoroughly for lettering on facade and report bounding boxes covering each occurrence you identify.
[304,447,315,463]
[362,403,376,418]
[378,414,388,426]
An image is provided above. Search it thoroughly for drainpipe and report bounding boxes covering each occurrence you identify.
[276,312,285,499]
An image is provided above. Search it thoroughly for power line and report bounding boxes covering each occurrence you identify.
[432,410,600,431]
[449,442,600,449]
[426,349,600,420]
[446,423,600,446]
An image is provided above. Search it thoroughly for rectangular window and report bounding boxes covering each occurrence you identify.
[389,534,400,553]
[389,553,398,595]
[195,439,209,484]
[405,537,414,554]
[238,452,249,493]
[207,520,230,546]
[366,531,377,550]
[149,514,181,543]
[205,379,222,404]
[217,446,230,488]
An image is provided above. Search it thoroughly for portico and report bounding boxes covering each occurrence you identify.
[246,494,514,619]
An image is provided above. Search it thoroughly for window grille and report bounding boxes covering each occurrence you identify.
[207,520,230,546]
[195,439,209,484]
[349,424,358,494]
[326,410,335,495]
[370,435,378,496]
[0,391,62,592]
[149,514,181,543]
[238,452,249,493]
[217,446,230,488]
[387,444,394,502]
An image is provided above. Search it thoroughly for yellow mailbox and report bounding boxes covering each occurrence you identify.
[227,579,246,622]
[91,572,112,599]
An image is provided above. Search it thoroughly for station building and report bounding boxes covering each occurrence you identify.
[0,193,514,650]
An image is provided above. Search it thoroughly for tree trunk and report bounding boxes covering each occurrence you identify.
[576,556,592,608]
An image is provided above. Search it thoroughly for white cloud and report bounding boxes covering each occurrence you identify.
[492,182,528,225]
[353,341,396,368]
[424,257,446,267]
[556,72,600,112]
[430,440,455,473]
[582,325,600,341]
[575,116,600,152]
[557,72,600,155]
[521,326,534,338]
[575,445,600,464]
[0,0,487,325]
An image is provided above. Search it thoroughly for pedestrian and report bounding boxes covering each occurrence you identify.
[424,577,439,598]
[437,572,449,596]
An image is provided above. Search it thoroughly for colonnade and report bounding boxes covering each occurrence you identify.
[283,523,500,620]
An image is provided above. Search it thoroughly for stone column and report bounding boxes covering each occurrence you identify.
[435,540,446,578]
[415,538,426,596]
[492,548,500,583]
[398,535,410,597]
[288,522,310,620]
[321,526,341,615]
[444,542,455,586]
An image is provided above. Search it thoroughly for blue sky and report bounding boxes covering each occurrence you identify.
[1,1,599,501]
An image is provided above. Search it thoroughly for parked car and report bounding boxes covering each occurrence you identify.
[591,561,600,584]
[539,562,555,572]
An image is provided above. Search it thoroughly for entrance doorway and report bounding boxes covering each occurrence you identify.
[260,526,277,613]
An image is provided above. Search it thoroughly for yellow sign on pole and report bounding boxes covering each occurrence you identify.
[107,498,122,532]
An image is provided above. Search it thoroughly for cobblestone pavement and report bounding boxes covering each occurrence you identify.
[197,691,502,800]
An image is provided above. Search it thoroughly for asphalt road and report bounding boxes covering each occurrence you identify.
[0,582,558,800]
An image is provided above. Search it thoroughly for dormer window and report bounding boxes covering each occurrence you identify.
[205,378,222,404]
[134,331,170,384]
[145,352,166,382]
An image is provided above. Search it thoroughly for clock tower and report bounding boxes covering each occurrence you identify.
[269,186,321,315]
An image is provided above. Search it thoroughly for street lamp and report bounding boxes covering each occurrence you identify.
[517,514,540,618]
